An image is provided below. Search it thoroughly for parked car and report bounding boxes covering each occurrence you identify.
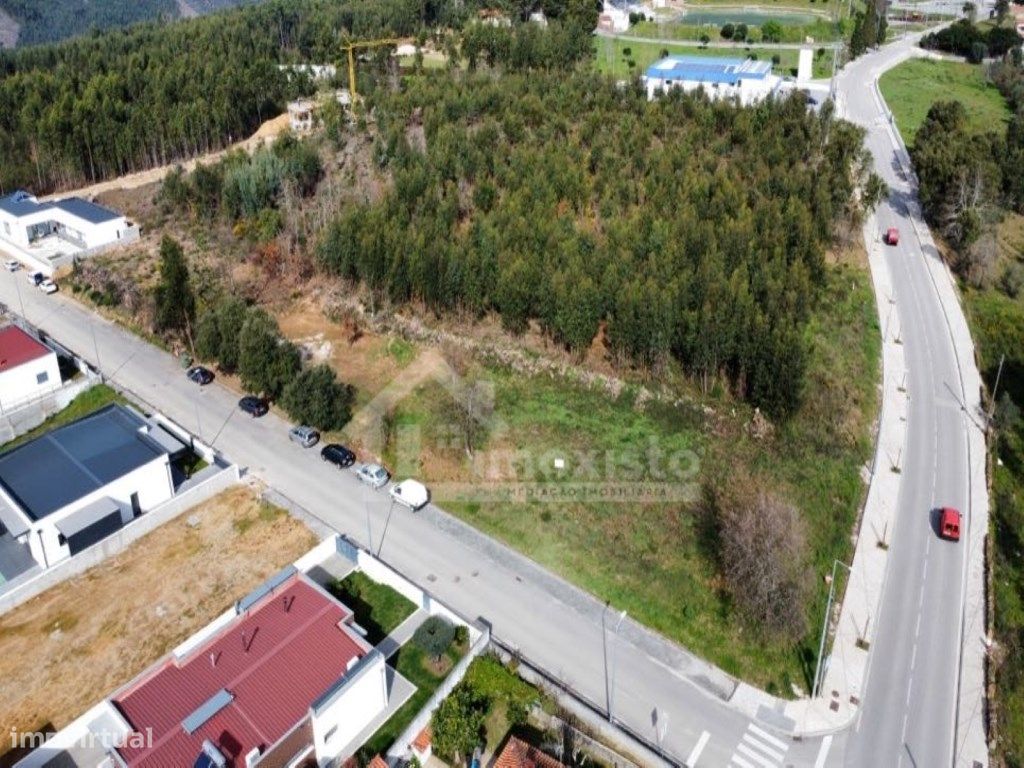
[38,278,58,294]
[4,259,19,272]
[938,506,962,542]
[389,479,429,510]
[26,270,44,286]
[321,443,356,468]
[186,365,214,385]
[356,462,390,489]
[238,395,269,417]
[884,227,900,246]
[289,425,320,448]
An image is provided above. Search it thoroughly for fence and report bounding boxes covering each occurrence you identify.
[0,464,240,615]
[0,376,97,444]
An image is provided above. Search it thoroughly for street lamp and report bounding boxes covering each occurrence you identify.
[602,602,627,722]
[812,559,853,698]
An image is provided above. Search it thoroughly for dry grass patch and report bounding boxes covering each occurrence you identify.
[0,486,317,757]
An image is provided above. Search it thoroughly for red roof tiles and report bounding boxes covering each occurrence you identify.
[0,326,50,373]
[114,576,369,768]
[494,736,565,768]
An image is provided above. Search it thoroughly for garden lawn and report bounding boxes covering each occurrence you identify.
[328,571,416,645]
[358,642,466,760]
[879,58,1011,145]
[372,260,879,696]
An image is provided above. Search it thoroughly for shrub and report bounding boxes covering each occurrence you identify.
[721,22,735,39]
[431,682,487,764]
[238,309,301,399]
[280,363,355,431]
[454,624,469,647]
[735,23,748,41]
[413,615,456,660]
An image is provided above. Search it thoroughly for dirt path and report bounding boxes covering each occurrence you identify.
[42,112,292,202]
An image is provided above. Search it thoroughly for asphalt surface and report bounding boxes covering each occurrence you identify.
[0,33,982,768]
[837,38,973,768]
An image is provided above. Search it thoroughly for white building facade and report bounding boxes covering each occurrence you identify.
[644,55,784,106]
[0,404,177,569]
[0,325,62,410]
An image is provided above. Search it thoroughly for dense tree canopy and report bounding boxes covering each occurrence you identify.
[921,19,1022,61]
[318,71,878,417]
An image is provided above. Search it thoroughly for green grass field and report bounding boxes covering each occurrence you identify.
[0,384,125,451]
[328,571,416,645]
[374,261,879,695]
[593,36,834,80]
[879,58,1011,145]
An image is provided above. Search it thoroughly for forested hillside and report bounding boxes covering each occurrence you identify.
[0,0,428,193]
[312,72,880,416]
[0,0,257,48]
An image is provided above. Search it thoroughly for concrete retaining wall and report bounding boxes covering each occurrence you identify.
[0,464,240,615]
[0,376,97,444]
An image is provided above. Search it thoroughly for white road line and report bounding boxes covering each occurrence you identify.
[686,731,710,767]
[743,733,786,762]
[736,743,781,768]
[747,724,787,751]
[730,754,758,768]
[814,735,834,768]
[915,611,922,637]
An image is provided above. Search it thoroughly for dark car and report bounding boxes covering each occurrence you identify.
[186,365,214,385]
[321,443,356,468]
[238,395,269,417]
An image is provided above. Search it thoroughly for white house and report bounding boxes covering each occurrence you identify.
[643,55,784,106]
[0,325,61,410]
[0,190,136,253]
[0,403,180,568]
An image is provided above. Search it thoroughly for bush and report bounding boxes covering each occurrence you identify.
[413,615,456,660]
[431,682,487,764]
[280,363,355,431]
[454,624,469,646]
[238,309,301,399]
[1002,261,1024,298]
[721,22,735,39]
[735,23,748,41]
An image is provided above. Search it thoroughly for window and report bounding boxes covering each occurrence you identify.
[36,371,48,385]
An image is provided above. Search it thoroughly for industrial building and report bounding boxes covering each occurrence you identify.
[643,55,784,105]
[0,404,183,569]
[0,190,138,274]
[0,325,62,410]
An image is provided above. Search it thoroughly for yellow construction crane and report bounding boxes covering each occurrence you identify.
[341,38,404,107]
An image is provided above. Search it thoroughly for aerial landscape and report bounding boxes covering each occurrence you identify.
[0,0,1018,767]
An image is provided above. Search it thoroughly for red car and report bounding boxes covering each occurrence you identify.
[939,507,962,542]
[885,227,900,246]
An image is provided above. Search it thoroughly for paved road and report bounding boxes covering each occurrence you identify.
[837,37,982,768]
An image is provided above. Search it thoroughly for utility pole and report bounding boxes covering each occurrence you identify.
[988,353,1006,423]
[603,603,628,721]
[812,559,853,698]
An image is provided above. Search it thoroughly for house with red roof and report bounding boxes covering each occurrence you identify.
[18,567,391,768]
[493,736,566,768]
[0,325,60,410]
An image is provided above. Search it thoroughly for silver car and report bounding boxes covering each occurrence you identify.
[288,425,320,448]
[356,463,390,489]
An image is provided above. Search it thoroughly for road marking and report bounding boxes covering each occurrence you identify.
[736,743,779,768]
[915,611,922,637]
[747,724,787,751]
[814,735,834,768]
[685,731,710,767]
[910,643,917,672]
[729,723,789,768]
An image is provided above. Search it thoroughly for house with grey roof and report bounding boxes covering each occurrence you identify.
[0,190,139,274]
[0,404,185,571]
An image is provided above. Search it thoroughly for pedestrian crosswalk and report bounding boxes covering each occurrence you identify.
[729,722,790,768]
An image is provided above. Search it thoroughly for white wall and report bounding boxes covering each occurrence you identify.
[646,76,780,106]
[311,652,389,764]
[0,351,61,410]
[30,455,174,567]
